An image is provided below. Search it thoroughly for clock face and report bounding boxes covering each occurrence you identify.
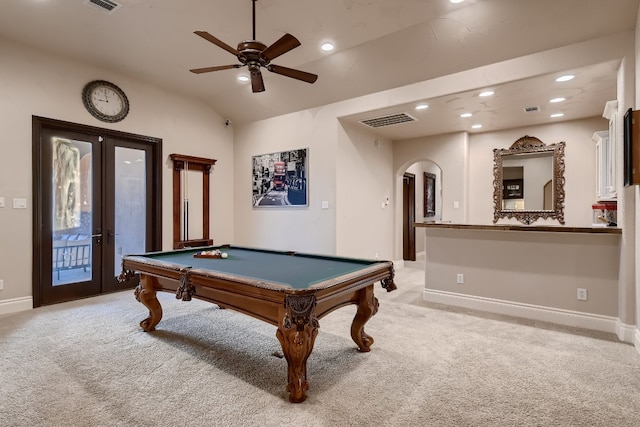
[82,80,129,123]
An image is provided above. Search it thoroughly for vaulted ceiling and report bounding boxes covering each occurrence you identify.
[1,0,638,139]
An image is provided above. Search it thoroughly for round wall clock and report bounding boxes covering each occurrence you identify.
[82,80,130,123]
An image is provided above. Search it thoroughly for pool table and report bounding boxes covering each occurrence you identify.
[118,244,396,403]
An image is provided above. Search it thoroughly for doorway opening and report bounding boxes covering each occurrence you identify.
[399,160,442,261]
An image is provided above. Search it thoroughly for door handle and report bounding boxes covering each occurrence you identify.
[92,229,102,245]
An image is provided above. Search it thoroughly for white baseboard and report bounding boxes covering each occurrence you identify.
[616,319,637,343]
[424,289,635,344]
[636,329,640,356]
[0,297,33,316]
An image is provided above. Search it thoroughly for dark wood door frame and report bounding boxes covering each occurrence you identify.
[402,172,416,261]
[32,116,163,307]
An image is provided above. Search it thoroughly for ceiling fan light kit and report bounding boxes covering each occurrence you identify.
[190,0,318,93]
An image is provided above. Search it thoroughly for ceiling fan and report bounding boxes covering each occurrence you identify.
[189,0,318,93]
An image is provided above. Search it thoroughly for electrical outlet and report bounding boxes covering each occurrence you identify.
[456,273,464,284]
[13,198,27,209]
[577,288,588,301]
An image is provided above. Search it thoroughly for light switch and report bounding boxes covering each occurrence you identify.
[0,197,4,208]
[13,198,27,209]
[321,201,329,209]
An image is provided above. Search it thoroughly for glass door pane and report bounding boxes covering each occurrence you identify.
[34,116,161,306]
[114,147,146,273]
[52,137,94,286]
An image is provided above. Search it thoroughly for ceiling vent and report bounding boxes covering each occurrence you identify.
[359,113,416,128]
[84,0,121,14]
[523,106,541,113]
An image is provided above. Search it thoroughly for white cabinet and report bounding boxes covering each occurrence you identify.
[593,101,618,201]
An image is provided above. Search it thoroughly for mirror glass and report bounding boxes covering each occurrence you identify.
[493,135,565,224]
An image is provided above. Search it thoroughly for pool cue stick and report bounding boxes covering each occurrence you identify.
[184,161,189,241]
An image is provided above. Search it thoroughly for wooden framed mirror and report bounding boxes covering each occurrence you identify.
[493,135,566,225]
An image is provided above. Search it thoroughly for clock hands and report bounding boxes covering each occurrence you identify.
[95,87,110,103]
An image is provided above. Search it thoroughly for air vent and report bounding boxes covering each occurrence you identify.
[523,106,541,113]
[84,0,121,14]
[359,113,416,128]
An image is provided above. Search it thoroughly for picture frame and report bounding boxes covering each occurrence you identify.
[424,172,436,217]
[623,108,640,186]
[252,148,308,207]
[503,178,524,199]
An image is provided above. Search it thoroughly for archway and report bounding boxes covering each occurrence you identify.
[394,159,442,262]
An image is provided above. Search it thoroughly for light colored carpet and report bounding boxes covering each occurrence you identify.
[1,262,639,427]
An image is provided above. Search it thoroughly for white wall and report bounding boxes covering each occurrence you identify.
[336,124,394,260]
[232,109,339,254]
[0,37,234,306]
[422,227,624,336]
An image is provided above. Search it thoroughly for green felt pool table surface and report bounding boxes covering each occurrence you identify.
[137,245,386,290]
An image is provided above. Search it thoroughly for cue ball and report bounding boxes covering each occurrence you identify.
[221,253,228,259]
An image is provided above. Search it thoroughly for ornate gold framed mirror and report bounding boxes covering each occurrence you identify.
[493,135,566,225]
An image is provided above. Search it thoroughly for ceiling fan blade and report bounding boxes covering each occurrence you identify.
[262,33,301,61]
[267,64,318,84]
[194,31,239,56]
[190,64,241,74]
[251,70,265,93]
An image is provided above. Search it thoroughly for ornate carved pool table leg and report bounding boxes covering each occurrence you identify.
[134,275,163,332]
[276,295,319,403]
[351,285,379,352]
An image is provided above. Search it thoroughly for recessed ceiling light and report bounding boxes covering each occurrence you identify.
[237,75,249,82]
[471,124,482,129]
[460,113,472,118]
[415,103,429,110]
[550,97,566,103]
[479,91,494,97]
[450,0,465,3]
[550,113,565,118]
[556,75,574,82]
[321,42,335,52]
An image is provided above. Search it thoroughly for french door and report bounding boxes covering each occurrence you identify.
[32,117,162,306]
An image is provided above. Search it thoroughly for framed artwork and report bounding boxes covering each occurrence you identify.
[503,178,524,199]
[424,172,436,217]
[623,108,640,186]
[252,148,308,207]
